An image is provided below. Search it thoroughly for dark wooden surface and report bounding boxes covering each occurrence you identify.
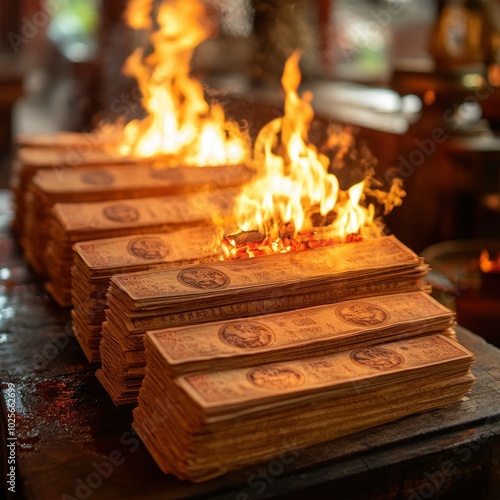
[1,190,500,500]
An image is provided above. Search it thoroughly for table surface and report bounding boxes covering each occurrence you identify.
[1,190,500,500]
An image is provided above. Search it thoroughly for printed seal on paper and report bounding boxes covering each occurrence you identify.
[350,347,404,371]
[219,321,275,349]
[102,204,140,223]
[81,170,115,185]
[177,267,230,290]
[336,302,390,326]
[247,365,304,389]
[127,236,172,260]
[289,249,340,273]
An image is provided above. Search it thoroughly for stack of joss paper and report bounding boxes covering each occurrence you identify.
[133,333,475,481]
[11,137,131,235]
[15,130,116,147]
[97,235,432,405]
[21,163,251,275]
[45,189,235,307]
[71,226,222,362]
[15,131,119,150]
[132,291,457,376]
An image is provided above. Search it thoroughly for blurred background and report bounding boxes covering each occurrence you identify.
[1,0,500,341]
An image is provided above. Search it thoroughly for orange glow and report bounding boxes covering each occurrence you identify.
[423,90,436,106]
[223,52,398,259]
[488,64,500,87]
[479,249,500,274]
[115,0,248,165]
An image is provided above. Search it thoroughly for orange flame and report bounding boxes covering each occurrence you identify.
[116,0,248,165]
[124,0,153,30]
[228,51,382,255]
[479,249,500,274]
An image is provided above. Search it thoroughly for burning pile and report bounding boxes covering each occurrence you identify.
[222,51,404,259]
[13,0,252,237]
[13,0,257,306]
[110,0,249,165]
[97,235,432,406]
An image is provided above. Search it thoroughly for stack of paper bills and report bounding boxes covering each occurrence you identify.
[20,162,251,275]
[97,236,431,405]
[71,226,223,361]
[133,333,474,481]
[44,189,235,306]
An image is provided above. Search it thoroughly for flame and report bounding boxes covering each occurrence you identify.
[226,51,385,258]
[124,0,153,30]
[115,0,248,165]
[479,249,500,274]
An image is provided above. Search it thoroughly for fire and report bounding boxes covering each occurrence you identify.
[223,51,401,260]
[115,0,248,165]
[479,249,500,274]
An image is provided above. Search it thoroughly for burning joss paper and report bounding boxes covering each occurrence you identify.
[97,235,430,406]
[223,51,405,259]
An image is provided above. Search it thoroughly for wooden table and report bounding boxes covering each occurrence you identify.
[1,191,499,499]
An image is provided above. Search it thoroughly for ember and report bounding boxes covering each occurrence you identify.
[479,249,500,274]
[221,229,363,260]
[108,0,249,165]
[223,51,404,260]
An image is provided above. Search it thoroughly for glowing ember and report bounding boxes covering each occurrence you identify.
[114,0,249,165]
[479,249,500,274]
[221,230,362,260]
[223,51,404,260]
